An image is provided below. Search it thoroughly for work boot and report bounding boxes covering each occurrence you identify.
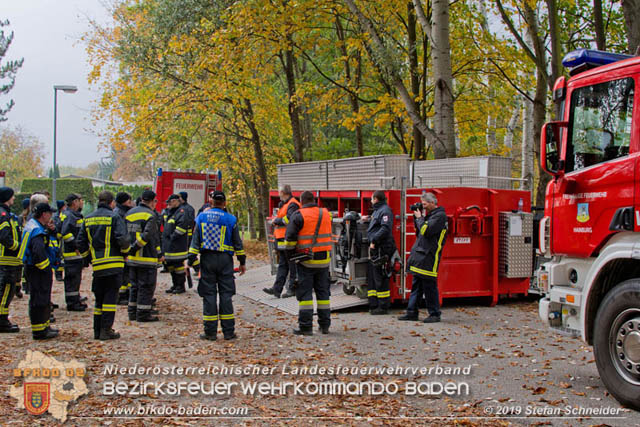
[200,333,217,341]
[281,289,295,298]
[128,312,136,321]
[150,308,159,315]
[172,287,186,295]
[423,315,441,323]
[398,313,419,321]
[224,333,238,341]
[0,322,20,333]
[33,328,59,340]
[293,328,313,336]
[320,327,329,335]
[99,328,121,340]
[137,312,159,322]
[371,308,388,315]
[14,284,23,299]
[262,287,280,298]
[55,270,64,281]
[165,286,176,294]
[67,303,86,312]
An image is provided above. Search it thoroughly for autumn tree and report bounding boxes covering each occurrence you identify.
[0,126,45,188]
[0,19,23,121]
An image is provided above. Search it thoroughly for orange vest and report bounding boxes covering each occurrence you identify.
[274,197,301,239]
[297,206,332,253]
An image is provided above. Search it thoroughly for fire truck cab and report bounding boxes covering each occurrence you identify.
[537,49,640,409]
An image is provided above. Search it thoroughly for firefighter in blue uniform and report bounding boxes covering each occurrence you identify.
[399,192,447,323]
[0,187,21,333]
[60,193,88,311]
[19,203,59,340]
[77,191,131,340]
[366,190,396,315]
[188,191,246,341]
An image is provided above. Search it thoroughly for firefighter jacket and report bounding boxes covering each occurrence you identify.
[367,201,396,255]
[181,202,195,238]
[0,203,21,267]
[125,203,162,268]
[189,208,246,265]
[273,196,301,244]
[19,218,53,271]
[77,204,131,277]
[407,206,447,278]
[114,203,131,220]
[162,207,189,261]
[53,209,66,240]
[284,203,332,269]
[60,208,87,262]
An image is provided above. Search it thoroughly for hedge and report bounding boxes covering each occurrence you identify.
[95,184,151,201]
[21,178,96,204]
[8,192,32,216]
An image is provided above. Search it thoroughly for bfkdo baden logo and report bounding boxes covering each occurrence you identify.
[24,383,50,415]
[10,350,88,422]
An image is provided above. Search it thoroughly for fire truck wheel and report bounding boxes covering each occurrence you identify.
[342,283,355,295]
[593,279,640,411]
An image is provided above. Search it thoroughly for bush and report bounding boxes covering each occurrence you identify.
[94,184,150,202]
[21,178,95,204]
[8,192,31,216]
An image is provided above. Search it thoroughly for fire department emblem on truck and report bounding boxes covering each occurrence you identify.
[576,203,590,223]
[24,383,50,415]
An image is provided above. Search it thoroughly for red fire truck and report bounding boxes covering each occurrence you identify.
[153,168,222,212]
[537,49,640,409]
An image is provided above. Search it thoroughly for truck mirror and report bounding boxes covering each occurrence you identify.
[540,121,567,176]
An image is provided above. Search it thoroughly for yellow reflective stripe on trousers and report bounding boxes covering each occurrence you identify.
[299,300,313,307]
[31,322,48,332]
[377,291,391,298]
[367,290,377,297]
[219,314,234,320]
[102,304,117,312]
[35,258,50,270]
[94,308,103,315]
[203,315,219,321]
[93,262,124,271]
[316,299,330,309]
[0,284,11,313]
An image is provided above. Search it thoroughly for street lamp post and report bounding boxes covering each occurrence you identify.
[52,85,78,206]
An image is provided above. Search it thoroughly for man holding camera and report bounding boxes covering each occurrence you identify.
[366,190,396,315]
[399,192,447,323]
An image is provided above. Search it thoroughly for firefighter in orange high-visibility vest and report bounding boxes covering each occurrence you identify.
[283,191,332,336]
[263,184,300,299]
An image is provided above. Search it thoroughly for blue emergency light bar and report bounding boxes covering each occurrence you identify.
[562,49,632,70]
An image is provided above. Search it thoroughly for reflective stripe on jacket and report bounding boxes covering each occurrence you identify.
[407,206,447,278]
[61,208,87,261]
[125,204,161,267]
[273,197,301,241]
[0,204,22,266]
[162,207,189,261]
[284,203,332,268]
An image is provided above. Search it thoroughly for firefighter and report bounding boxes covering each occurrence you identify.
[364,190,396,315]
[20,203,58,340]
[126,190,162,322]
[76,191,131,340]
[163,194,189,294]
[0,187,21,333]
[399,192,447,323]
[60,193,88,311]
[263,185,300,299]
[188,190,246,341]
[52,200,66,282]
[114,192,134,305]
[283,191,332,336]
[178,192,195,240]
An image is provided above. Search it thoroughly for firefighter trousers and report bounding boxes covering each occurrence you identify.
[406,275,441,317]
[92,273,121,334]
[64,261,83,306]
[0,266,19,324]
[296,265,331,331]
[273,249,296,294]
[367,261,390,310]
[198,252,235,337]
[119,264,131,297]
[25,266,53,336]
[129,266,157,316]
[167,261,186,291]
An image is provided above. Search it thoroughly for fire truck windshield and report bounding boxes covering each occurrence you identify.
[566,77,634,172]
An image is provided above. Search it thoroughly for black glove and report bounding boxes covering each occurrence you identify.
[187,254,197,267]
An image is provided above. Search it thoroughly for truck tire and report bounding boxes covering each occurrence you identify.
[593,279,640,410]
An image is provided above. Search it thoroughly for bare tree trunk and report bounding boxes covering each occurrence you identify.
[545,0,563,118]
[281,48,305,162]
[431,0,456,158]
[408,2,423,160]
[622,0,640,54]
[522,92,534,191]
[593,0,606,50]
[241,99,269,240]
[533,69,550,206]
[504,98,520,152]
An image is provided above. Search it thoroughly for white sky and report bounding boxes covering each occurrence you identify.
[1,0,112,168]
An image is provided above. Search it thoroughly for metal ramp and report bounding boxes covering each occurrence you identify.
[236,265,368,315]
